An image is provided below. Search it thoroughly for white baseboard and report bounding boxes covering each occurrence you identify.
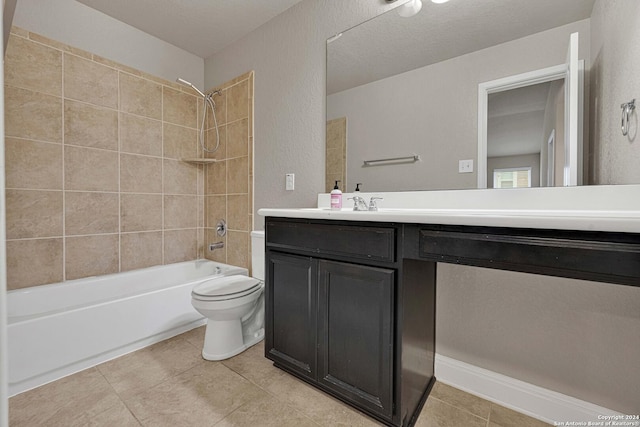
[434,354,623,424]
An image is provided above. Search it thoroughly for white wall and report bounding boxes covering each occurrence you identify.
[204,0,400,228]
[589,0,640,184]
[11,0,204,88]
[327,20,590,192]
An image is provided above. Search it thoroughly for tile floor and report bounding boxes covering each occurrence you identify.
[9,327,550,426]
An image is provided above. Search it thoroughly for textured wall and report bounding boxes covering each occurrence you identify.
[204,0,400,229]
[11,0,204,89]
[589,0,640,184]
[203,0,640,413]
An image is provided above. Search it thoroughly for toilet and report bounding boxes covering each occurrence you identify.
[191,231,265,361]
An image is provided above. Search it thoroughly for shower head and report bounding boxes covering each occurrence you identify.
[176,77,206,98]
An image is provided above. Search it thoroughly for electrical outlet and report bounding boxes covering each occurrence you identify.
[459,159,474,173]
[285,173,295,190]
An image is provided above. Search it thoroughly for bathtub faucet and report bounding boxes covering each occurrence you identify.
[209,242,225,251]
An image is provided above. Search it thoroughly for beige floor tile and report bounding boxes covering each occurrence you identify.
[221,341,288,389]
[263,370,382,427]
[9,367,121,427]
[181,325,206,349]
[62,400,142,427]
[488,403,551,427]
[124,362,265,427]
[213,392,319,427]
[97,335,203,399]
[414,397,487,427]
[430,382,491,420]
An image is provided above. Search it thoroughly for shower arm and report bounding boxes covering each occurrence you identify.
[176,78,206,98]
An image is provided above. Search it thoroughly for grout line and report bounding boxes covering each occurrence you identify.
[117,70,122,274]
[61,50,66,282]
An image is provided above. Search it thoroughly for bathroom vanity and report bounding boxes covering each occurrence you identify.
[261,187,640,427]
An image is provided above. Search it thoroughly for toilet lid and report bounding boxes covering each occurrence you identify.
[192,276,262,299]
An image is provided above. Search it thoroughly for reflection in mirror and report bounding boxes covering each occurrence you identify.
[326,0,640,192]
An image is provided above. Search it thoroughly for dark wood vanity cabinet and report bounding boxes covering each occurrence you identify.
[265,218,436,427]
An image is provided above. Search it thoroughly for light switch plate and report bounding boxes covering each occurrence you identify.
[459,159,474,173]
[285,173,295,190]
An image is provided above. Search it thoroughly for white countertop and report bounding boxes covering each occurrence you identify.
[258,185,640,233]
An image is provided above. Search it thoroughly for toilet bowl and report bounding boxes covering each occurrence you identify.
[191,231,265,361]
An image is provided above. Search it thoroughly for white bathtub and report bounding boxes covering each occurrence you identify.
[7,260,247,396]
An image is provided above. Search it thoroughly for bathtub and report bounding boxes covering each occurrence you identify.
[7,260,247,396]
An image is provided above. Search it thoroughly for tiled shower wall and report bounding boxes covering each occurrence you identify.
[4,27,254,290]
[203,72,254,273]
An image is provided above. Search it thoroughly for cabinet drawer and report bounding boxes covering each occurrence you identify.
[266,220,395,262]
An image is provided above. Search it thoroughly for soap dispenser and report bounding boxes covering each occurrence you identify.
[330,180,342,210]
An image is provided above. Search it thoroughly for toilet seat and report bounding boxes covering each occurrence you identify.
[192,276,262,302]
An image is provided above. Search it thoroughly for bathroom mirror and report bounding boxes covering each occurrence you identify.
[326,0,639,192]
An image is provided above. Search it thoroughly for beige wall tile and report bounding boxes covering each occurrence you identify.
[227,194,248,231]
[120,113,162,156]
[205,161,227,195]
[65,192,119,236]
[6,238,63,290]
[163,123,197,159]
[5,34,62,96]
[163,160,197,195]
[5,86,62,143]
[10,26,29,37]
[226,118,248,159]
[227,156,248,194]
[209,90,227,125]
[206,195,226,228]
[120,154,163,193]
[163,87,197,128]
[64,100,118,151]
[6,190,63,239]
[164,195,198,230]
[5,138,62,190]
[205,229,226,263]
[197,196,205,228]
[66,234,119,280]
[119,73,162,120]
[227,80,249,123]
[120,194,163,232]
[326,148,345,175]
[120,232,163,271]
[64,53,118,109]
[164,229,197,264]
[204,125,226,159]
[197,227,205,258]
[227,231,249,270]
[65,146,119,191]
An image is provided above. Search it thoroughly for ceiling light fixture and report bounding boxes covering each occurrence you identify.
[431,0,450,3]
[398,0,422,18]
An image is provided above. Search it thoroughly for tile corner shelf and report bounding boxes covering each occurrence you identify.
[180,158,219,164]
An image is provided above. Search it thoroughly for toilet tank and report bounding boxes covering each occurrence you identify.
[250,231,265,280]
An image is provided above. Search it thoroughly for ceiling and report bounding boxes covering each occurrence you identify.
[327,0,595,94]
[75,0,305,58]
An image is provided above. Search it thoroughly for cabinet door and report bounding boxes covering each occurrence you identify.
[317,260,395,420]
[265,251,317,380]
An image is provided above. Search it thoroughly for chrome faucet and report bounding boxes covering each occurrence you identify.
[209,242,224,251]
[348,196,369,211]
[368,197,383,211]
[348,196,384,211]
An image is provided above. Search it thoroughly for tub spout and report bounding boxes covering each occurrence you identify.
[209,242,225,251]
